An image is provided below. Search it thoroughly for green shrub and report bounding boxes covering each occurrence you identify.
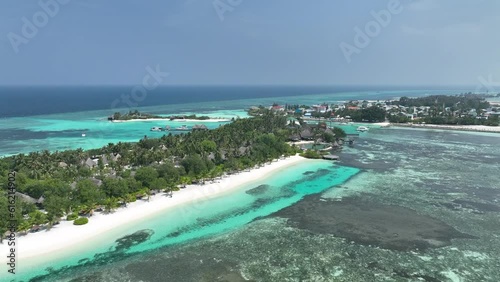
[300,150,323,159]
[73,217,89,226]
[66,213,78,221]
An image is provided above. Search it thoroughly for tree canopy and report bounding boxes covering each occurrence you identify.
[0,113,304,236]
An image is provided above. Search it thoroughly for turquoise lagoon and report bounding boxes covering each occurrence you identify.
[19,125,500,281]
[14,160,360,281]
[3,87,496,281]
[0,88,467,157]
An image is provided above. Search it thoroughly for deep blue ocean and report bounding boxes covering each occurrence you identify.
[0,85,473,118]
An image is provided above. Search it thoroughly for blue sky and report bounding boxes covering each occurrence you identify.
[0,0,499,86]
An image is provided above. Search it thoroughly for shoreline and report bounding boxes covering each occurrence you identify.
[387,123,500,133]
[111,118,232,123]
[0,155,306,264]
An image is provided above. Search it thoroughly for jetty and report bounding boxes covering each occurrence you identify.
[323,154,340,161]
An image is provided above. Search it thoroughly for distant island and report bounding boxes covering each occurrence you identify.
[108,110,230,122]
[248,93,500,127]
[107,110,163,121]
[385,94,499,126]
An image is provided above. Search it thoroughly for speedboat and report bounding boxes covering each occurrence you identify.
[356,126,369,132]
[175,125,190,131]
[150,127,163,132]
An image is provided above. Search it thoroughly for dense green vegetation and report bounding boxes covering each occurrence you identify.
[0,113,305,238]
[300,150,323,159]
[111,110,217,121]
[335,106,386,123]
[387,114,411,124]
[388,95,499,126]
[330,127,347,139]
[111,110,163,120]
[73,217,89,226]
[168,114,212,120]
[66,213,78,221]
[418,115,499,126]
[391,94,491,111]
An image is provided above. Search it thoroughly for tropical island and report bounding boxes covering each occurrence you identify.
[385,94,499,125]
[249,94,500,131]
[0,112,348,242]
[1,93,497,256]
[108,110,164,121]
[108,110,230,122]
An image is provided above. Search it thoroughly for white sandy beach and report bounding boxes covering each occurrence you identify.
[111,118,231,123]
[373,122,391,127]
[290,141,315,145]
[389,123,500,133]
[172,118,232,122]
[0,155,305,263]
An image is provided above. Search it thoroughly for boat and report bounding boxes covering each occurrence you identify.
[165,125,171,131]
[175,125,190,131]
[150,127,163,132]
[356,126,369,132]
[82,133,86,137]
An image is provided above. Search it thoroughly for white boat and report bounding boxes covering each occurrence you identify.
[82,133,86,137]
[150,127,163,132]
[356,126,369,132]
[175,125,190,131]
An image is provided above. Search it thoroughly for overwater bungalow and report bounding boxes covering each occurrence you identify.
[192,124,209,131]
[300,128,314,140]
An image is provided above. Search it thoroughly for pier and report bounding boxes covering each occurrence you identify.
[323,155,340,161]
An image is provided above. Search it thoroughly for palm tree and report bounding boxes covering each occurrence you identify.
[180,176,190,188]
[18,220,32,236]
[144,188,151,202]
[104,198,119,213]
[164,182,176,197]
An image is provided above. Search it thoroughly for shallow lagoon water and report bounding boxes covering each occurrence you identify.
[25,127,499,282]
[14,160,359,281]
[1,125,498,281]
